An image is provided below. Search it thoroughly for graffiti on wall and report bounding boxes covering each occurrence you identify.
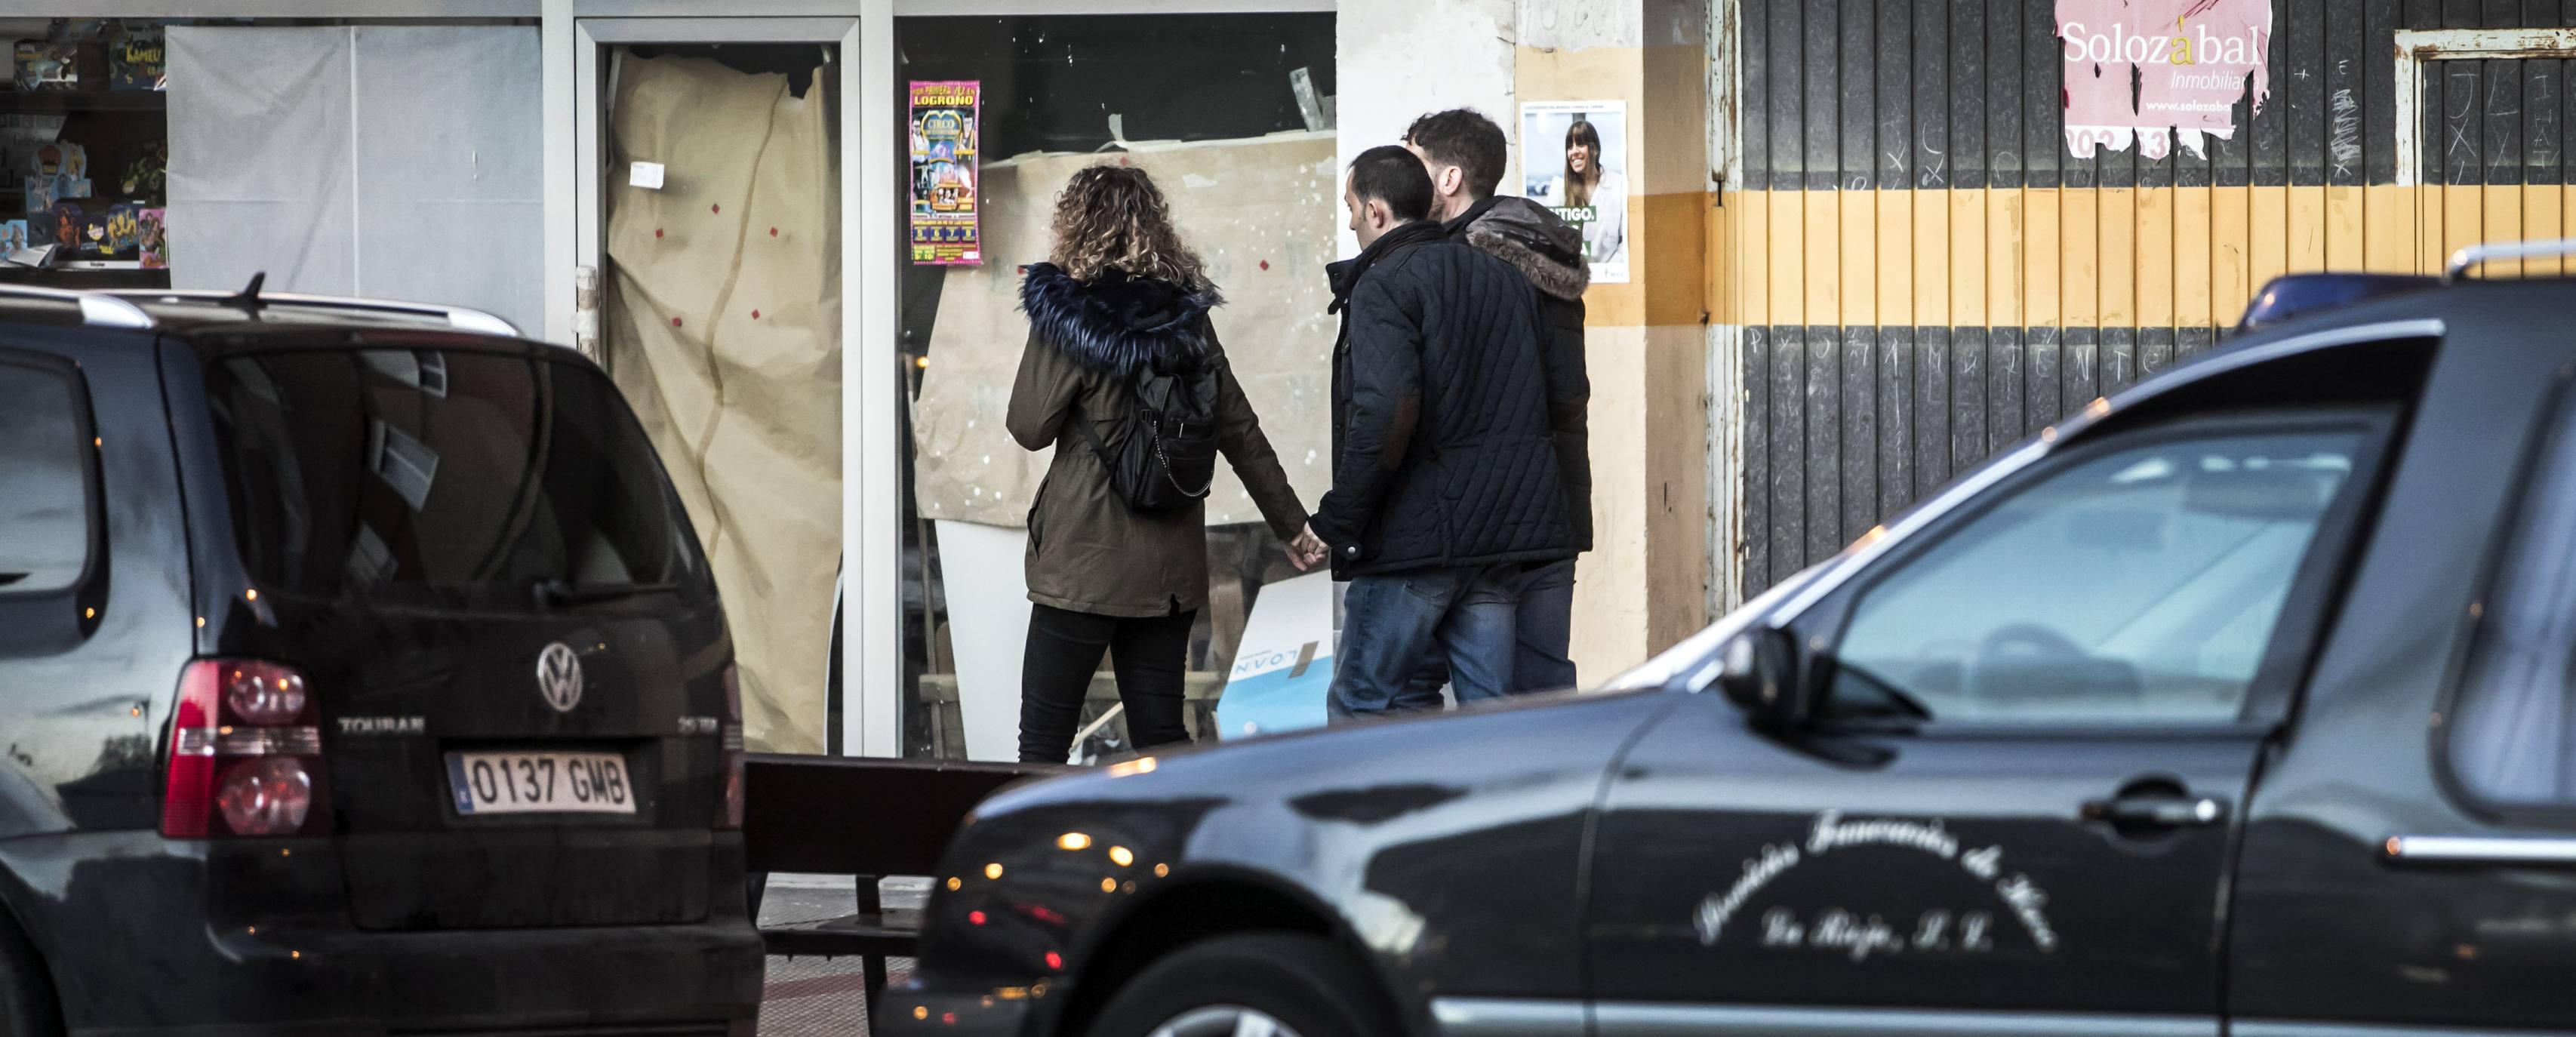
[2057,0,2274,160]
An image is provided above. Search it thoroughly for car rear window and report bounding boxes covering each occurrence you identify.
[202,347,709,608]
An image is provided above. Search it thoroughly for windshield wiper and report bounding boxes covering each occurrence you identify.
[531,578,680,607]
[0,573,25,587]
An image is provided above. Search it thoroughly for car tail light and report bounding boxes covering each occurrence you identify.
[719,663,744,830]
[164,660,332,838]
[217,758,314,834]
[222,664,306,725]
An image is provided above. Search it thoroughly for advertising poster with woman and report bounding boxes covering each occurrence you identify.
[1520,100,1630,284]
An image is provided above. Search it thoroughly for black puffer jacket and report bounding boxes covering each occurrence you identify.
[1447,196,1593,550]
[1309,220,1575,577]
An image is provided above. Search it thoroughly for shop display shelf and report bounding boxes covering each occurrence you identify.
[0,91,168,113]
[0,265,169,289]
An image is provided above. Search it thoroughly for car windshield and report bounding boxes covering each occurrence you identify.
[1826,429,2363,725]
[202,348,709,610]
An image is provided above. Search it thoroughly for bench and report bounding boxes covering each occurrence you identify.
[742,753,1063,999]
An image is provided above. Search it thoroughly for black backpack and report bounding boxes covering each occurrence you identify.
[1079,362,1221,514]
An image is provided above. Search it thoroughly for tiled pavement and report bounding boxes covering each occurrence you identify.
[757,880,910,1037]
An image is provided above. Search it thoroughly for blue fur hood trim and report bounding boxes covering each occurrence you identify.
[1020,263,1223,380]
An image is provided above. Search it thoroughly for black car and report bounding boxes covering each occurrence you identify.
[886,263,2576,1036]
[0,284,760,1036]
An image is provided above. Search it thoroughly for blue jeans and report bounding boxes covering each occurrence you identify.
[1399,559,1578,700]
[1328,565,1520,720]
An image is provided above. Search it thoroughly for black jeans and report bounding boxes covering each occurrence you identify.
[1019,603,1197,764]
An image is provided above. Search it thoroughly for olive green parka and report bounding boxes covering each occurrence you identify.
[1007,263,1306,617]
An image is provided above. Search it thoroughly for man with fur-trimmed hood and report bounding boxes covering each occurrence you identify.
[1405,108,1593,694]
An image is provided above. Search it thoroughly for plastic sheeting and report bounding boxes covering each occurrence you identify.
[912,132,1340,528]
[166,26,543,334]
[602,54,841,755]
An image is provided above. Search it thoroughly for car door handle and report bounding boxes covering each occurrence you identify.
[2081,794,2227,828]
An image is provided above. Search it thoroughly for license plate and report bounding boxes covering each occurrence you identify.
[445,751,635,815]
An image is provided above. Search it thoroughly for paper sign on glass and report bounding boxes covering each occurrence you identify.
[909,80,982,266]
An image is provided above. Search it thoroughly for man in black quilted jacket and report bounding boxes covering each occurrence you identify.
[1306,145,1577,719]
[1407,108,1593,694]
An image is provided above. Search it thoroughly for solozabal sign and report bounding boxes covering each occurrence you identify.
[2058,0,2274,160]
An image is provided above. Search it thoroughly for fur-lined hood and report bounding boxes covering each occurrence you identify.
[1019,263,1223,380]
[1454,196,1590,302]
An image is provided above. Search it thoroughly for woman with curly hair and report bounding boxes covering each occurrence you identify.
[1007,163,1322,764]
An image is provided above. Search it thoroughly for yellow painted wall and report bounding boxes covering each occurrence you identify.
[1521,37,1711,680]
[1710,185,2542,331]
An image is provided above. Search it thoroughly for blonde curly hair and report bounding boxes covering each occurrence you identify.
[1047,163,1208,289]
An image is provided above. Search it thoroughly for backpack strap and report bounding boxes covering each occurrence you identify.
[1072,399,1112,463]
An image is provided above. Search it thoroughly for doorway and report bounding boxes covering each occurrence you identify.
[576,18,856,756]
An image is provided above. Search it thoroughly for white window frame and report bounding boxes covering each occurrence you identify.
[1708,0,1746,618]
[557,8,894,756]
[2393,27,2576,186]
[556,10,896,756]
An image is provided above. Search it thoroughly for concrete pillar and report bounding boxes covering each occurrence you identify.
[1334,0,1519,257]
[1519,0,1713,679]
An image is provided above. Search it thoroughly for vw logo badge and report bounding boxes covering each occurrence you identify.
[536,642,584,713]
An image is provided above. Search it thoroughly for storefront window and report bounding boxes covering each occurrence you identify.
[894,14,1337,762]
[4,18,171,290]
[6,15,544,335]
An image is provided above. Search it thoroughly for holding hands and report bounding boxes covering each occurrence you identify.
[1285,523,1330,571]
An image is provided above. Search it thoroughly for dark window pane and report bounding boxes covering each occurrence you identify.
[203,349,706,609]
[0,363,90,594]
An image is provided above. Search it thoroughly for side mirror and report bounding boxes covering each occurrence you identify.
[1716,626,1802,727]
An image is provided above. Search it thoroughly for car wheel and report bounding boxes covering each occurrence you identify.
[1085,933,1396,1037]
[0,915,60,1037]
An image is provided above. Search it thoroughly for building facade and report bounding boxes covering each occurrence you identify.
[13,0,2565,758]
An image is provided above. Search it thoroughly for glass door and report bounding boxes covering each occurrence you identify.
[574,17,857,757]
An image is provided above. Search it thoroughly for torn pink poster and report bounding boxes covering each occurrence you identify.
[2058,0,2273,161]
